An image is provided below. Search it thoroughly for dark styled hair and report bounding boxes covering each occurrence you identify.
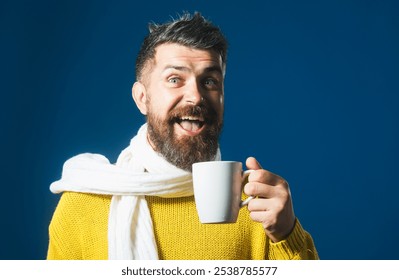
[135,12,228,81]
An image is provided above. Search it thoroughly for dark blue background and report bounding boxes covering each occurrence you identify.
[1,0,398,259]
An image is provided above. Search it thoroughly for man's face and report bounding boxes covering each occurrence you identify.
[133,43,225,171]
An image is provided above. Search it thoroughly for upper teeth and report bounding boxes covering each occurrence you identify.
[181,116,203,122]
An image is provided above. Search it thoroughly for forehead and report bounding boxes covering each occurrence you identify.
[153,43,224,73]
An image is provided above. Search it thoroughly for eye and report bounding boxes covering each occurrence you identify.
[168,77,180,84]
[205,79,216,85]
[203,78,219,89]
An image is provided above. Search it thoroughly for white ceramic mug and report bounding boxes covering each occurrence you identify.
[192,161,253,224]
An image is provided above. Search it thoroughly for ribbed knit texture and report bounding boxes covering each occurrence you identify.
[47,192,318,260]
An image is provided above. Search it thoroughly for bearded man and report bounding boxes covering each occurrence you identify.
[47,12,318,260]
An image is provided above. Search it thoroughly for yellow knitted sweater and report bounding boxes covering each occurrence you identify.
[47,192,318,260]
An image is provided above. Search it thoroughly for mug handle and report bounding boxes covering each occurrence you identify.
[240,169,254,208]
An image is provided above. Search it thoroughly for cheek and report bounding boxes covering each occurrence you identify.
[210,94,224,120]
[148,102,169,121]
[219,95,224,113]
[147,92,181,119]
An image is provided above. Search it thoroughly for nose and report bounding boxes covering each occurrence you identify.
[184,80,204,105]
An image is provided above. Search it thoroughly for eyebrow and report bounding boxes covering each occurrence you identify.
[163,65,223,75]
[204,66,223,75]
[163,65,190,72]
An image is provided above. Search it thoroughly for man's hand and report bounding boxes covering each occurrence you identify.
[244,157,296,242]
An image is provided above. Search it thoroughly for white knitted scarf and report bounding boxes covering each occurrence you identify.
[50,124,220,259]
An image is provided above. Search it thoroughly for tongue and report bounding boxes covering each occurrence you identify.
[180,120,201,132]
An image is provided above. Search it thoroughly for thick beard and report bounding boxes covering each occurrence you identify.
[146,104,222,172]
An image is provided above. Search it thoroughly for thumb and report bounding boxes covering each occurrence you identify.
[246,156,263,170]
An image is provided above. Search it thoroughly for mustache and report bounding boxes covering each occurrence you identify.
[168,104,218,124]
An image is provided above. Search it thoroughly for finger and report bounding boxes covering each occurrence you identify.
[249,170,284,187]
[248,210,275,228]
[247,197,271,212]
[246,157,284,186]
[244,182,276,198]
[246,157,262,170]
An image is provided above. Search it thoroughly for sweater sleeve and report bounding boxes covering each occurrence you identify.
[47,192,84,260]
[267,219,319,260]
[47,192,110,260]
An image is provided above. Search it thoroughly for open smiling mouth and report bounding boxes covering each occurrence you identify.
[175,116,205,133]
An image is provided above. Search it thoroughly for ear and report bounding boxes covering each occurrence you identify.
[132,82,148,115]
